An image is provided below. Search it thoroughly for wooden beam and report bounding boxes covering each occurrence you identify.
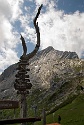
[0,100,19,109]
[0,117,41,124]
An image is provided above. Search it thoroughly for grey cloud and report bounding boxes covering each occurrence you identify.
[0,0,12,19]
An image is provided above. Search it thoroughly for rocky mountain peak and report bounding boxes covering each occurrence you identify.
[31,46,79,63]
[0,46,81,100]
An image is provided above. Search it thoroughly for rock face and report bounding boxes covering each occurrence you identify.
[31,46,79,61]
[0,46,84,114]
[0,64,17,99]
[29,46,79,89]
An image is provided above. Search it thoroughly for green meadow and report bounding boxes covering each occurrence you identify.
[35,93,84,125]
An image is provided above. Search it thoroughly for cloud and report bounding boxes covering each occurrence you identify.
[0,0,24,74]
[34,1,84,58]
[8,0,23,21]
[15,0,84,58]
[0,48,18,70]
[0,0,84,74]
[35,0,49,5]
[0,0,12,19]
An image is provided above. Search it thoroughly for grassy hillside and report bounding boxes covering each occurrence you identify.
[35,92,84,125]
[0,93,84,125]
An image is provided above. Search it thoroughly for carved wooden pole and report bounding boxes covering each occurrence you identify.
[42,109,46,125]
[14,4,43,125]
[15,59,30,125]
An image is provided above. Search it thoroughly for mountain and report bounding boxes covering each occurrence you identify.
[0,46,84,119]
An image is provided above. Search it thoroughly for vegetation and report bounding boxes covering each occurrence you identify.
[35,93,84,125]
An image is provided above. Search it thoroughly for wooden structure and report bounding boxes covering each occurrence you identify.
[14,4,43,125]
[0,100,19,109]
[0,117,41,124]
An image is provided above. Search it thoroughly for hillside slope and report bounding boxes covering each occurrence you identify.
[0,46,84,120]
[35,93,84,125]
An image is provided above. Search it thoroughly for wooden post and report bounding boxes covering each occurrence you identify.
[14,109,15,119]
[20,94,27,125]
[42,109,46,125]
[14,5,43,125]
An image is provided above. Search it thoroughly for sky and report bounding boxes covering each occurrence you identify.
[0,0,84,74]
